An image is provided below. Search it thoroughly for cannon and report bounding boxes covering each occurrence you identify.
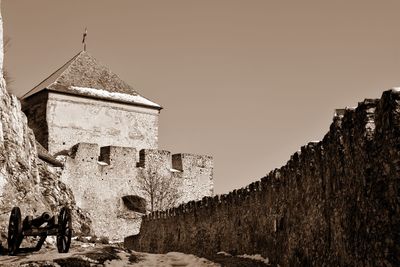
[7,207,72,255]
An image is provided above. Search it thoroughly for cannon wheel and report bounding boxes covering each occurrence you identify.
[57,207,72,253]
[8,207,22,255]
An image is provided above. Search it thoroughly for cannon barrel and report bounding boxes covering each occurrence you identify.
[31,212,53,227]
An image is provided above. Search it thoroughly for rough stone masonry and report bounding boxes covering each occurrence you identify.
[21,35,215,241]
[58,143,213,241]
[127,89,400,267]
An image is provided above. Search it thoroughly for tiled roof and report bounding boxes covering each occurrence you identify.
[23,51,161,109]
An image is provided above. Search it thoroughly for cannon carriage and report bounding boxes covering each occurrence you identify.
[7,207,72,255]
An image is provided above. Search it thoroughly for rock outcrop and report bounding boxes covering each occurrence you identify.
[0,1,90,245]
[0,76,91,243]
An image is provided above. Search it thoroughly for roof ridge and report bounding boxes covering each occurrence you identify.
[55,51,137,95]
[22,51,84,99]
[21,51,161,109]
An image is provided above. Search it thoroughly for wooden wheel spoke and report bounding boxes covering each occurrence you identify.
[8,207,22,255]
[57,207,72,253]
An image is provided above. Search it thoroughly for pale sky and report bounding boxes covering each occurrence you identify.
[3,0,400,194]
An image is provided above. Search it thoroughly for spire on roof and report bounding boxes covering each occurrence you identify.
[22,51,162,109]
[82,27,87,51]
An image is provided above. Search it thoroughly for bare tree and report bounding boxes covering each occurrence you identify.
[137,168,182,212]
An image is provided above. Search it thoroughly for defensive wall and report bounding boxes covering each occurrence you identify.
[126,89,400,266]
[59,143,213,241]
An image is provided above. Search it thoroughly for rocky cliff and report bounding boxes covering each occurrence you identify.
[0,76,92,243]
[0,1,91,246]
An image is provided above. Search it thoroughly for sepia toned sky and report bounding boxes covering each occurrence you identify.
[3,0,400,194]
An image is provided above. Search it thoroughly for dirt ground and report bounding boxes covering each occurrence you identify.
[0,240,271,267]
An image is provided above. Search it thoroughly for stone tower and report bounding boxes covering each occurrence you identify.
[22,51,162,155]
[21,50,214,241]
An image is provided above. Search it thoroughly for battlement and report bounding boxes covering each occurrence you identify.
[129,89,400,266]
[99,146,137,165]
[137,149,171,169]
[66,144,213,175]
[69,143,100,163]
[60,142,214,240]
[172,153,213,171]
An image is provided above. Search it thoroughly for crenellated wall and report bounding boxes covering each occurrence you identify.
[59,144,213,241]
[172,153,214,202]
[126,89,400,267]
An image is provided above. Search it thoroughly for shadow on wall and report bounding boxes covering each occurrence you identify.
[122,195,147,214]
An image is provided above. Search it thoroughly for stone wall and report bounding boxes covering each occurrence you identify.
[127,90,400,267]
[24,91,160,155]
[59,143,214,241]
[172,154,214,202]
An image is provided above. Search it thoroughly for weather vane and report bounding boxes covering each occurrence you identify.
[82,27,87,51]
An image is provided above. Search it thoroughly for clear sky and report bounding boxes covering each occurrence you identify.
[3,0,400,194]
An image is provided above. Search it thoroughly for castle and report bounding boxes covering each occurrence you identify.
[0,5,398,265]
[21,51,214,241]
